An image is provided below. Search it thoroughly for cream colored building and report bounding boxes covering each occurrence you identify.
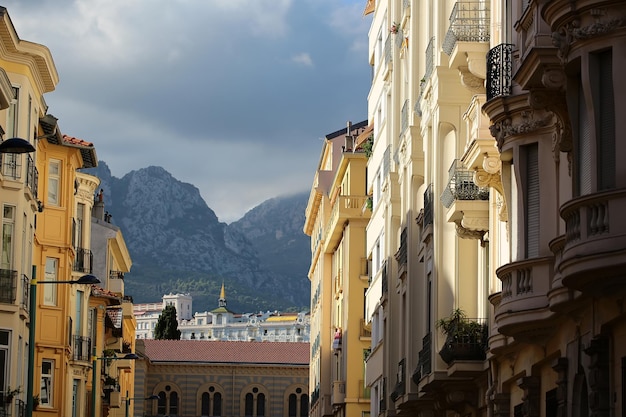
[134,291,310,342]
[362,0,496,415]
[304,120,372,417]
[358,1,626,417]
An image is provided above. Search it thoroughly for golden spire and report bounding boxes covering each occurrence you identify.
[220,282,226,299]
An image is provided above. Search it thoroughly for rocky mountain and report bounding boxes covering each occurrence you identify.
[84,161,310,313]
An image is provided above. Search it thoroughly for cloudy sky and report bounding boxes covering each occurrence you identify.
[4,0,371,222]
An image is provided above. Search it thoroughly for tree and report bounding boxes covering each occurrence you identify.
[154,305,181,340]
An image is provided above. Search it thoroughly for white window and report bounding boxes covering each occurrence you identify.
[0,330,10,394]
[48,160,61,206]
[43,258,58,306]
[40,359,54,407]
[1,206,15,271]
[3,87,20,179]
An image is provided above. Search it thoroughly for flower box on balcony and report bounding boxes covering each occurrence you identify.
[437,309,487,365]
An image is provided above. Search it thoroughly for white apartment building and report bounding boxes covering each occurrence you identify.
[134,287,310,342]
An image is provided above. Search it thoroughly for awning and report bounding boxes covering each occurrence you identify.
[363,0,375,16]
[355,123,374,148]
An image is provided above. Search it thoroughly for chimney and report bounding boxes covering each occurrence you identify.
[93,188,105,221]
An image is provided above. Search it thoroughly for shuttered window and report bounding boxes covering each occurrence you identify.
[525,144,539,258]
[593,50,615,190]
[578,80,593,196]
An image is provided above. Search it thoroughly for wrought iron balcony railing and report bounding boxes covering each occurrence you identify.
[443,1,490,55]
[400,99,410,135]
[423,184,434,227]
[440,159,489,208]
[20,274,29,310]
[73,247,93,273]
[384,34,393,68]
[72,335,92,361]
[25,154,38,197]
[1,154,21,180]
[425,37,435,80]
[0,269,17,304]
[109,270,125,280]
[395,228,407,267]
[486,43,514,101]
[413,332,432,383]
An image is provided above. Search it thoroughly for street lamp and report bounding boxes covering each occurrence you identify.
[125,393,159,417]
[26,270,101,417]
[91,352,139,417]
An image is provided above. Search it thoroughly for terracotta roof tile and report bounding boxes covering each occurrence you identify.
[141,340,310,365]
[60,134,98,168]
[62,134,93,147]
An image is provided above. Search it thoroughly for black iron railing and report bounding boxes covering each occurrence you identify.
[109,270,125,280]
[20,274,29,310]
[442,1,490,55]
[0,269,17,304]
[72,335,92,361]
[440,159,489,208]
[73,248,93,273]
[486,43,514,101]
[25,154,38,197]
[1,154,21,180]
[395,228,407,267]
[381,261,388,295]
[423,184,434,227]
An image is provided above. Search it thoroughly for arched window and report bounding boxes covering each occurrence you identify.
[257,393,265,416]
[157,392,166,415]
[170,392,179,415]
[245,393,254,417]
[288,387,308,417]
[244,387,266,417]
[156,385,180,416]
[201,386,222,416]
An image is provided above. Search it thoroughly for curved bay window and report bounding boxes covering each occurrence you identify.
[244,387,265,417]
[201,385,222,416]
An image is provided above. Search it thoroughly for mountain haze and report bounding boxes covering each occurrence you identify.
[84,162,310,313]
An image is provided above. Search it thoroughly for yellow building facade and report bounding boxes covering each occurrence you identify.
[0,7,136,417]
[0,6,58,416]
[305,121,372,417]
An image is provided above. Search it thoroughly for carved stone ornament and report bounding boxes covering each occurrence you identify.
[528,88,573,168]
[455,220,486,240]
[459,66,484,94]
[489,111,553,150]
[552,14,625,63]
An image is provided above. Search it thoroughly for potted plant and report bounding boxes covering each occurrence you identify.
[33,395,40,409]
[4,386,21,404]
[436,308,487,365]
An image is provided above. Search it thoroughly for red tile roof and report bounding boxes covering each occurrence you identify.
[140,340,310,365]
[62,134,93,147]
[61,134,98,168]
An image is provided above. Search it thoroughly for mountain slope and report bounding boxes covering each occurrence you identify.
[83,162,310,313]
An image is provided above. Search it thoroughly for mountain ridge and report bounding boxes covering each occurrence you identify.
[83,161,310,313]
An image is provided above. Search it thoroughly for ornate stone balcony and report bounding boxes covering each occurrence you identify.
[323,194,369,252]
[443,1,490,89]
[559,189,626,294]
[441,160,489,238]
[495,256,555,342]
